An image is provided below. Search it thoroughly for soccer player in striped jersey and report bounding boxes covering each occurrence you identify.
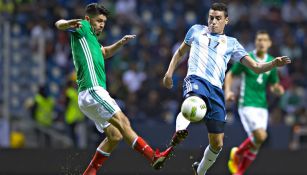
[162,3,291,175]
[55,3,172,175]
[225,31,285,175]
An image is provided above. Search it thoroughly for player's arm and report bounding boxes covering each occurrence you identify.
[101,35,136,59]
[224,62,244,102]
[163,42,190,89]
[269,83,285,96]
[241,55,291,74]
[55,19,82,31]
[224,71,236,102]
[268,67,284,96]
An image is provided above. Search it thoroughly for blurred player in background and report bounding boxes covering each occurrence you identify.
[162,3,291,175]
[55,3,172,175]
[225,31,285,175]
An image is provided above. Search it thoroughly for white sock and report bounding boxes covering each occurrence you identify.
[131,137,138,148]
[176,112,191,131]
[96,148,111,156]
[197,145,221,175]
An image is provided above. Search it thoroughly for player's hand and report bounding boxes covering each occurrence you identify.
[120,35,136,45]
[225,91,235,102]
[270,84,285,96]
[273,56,291,67]
[163,74,173,89]
[65,19,82,29]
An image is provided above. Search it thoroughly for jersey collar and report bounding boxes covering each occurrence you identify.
[253,50,268,62]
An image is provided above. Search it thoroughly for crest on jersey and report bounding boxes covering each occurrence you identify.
[220,38,226,44]
[193,84,199,90]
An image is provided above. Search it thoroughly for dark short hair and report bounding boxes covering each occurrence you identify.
[210,2,228,17]
[85,3,109,17]
[256,30,270,37]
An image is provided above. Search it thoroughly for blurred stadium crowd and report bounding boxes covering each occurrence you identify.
[0,0,306,149]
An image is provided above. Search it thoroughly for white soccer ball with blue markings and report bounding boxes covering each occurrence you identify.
[181,96,207,122]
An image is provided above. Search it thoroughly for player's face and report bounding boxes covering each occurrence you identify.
[207,10,228,34]
[255,34,271,53]
[87,14,107,35]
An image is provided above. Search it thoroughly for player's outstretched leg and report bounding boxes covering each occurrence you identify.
[196,133,223,175]
[228,135,256,175]
[108,111,173,170]
[83,125,123,175]
[151,112,190,169]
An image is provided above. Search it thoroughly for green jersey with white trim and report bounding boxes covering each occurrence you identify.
[230,51,279,108]
[70,20,106,92]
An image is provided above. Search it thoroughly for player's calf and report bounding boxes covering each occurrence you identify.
[208,133,224,152]
[109,112,174,170]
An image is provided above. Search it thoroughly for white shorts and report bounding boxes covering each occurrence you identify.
[238,106,268,136]
[78,86,121,133]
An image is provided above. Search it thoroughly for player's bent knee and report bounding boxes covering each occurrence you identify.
[253,129,267,144]
[254,132,267,144]
[211,143,223,151]
[110,112,133,134]
[109,134,123,143]
[209,140,223,151]
[121,115,131,128]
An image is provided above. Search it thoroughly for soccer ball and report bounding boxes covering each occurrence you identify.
[181,96,207,122]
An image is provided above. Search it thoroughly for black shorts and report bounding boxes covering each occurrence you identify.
[204,118,226,134]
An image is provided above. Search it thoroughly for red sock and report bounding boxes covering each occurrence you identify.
[236,137,256,156]
[237,149,257,174]
[132,137,155,162]
[83,149,110,175]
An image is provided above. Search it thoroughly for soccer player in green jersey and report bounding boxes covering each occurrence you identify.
[55,3,173,175]
[225,31,285,175]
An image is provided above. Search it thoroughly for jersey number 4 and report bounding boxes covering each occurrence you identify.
[256,74,263,84]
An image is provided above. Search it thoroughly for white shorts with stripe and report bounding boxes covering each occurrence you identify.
[78,86,121,133]
[238,106,268,136]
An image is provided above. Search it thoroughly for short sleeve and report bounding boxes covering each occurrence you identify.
[231,39,248,62]
[68,20,89,37]
[268,68,279,84]
[184,25,198,46]
[230,62,245,75]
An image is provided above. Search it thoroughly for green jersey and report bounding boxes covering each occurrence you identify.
[230,51,279,108]
[70,20,106,92]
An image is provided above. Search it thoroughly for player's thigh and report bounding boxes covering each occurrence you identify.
[238,107,268,135]
[204,99,226,134]
[108,111,131,131]
[78,87,121,133]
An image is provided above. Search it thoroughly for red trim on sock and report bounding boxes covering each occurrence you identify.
[236,137,256,155]
[133,137,154,161]
[83,150,109,175]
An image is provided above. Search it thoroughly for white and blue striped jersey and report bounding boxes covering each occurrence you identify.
[184,24,248,89]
